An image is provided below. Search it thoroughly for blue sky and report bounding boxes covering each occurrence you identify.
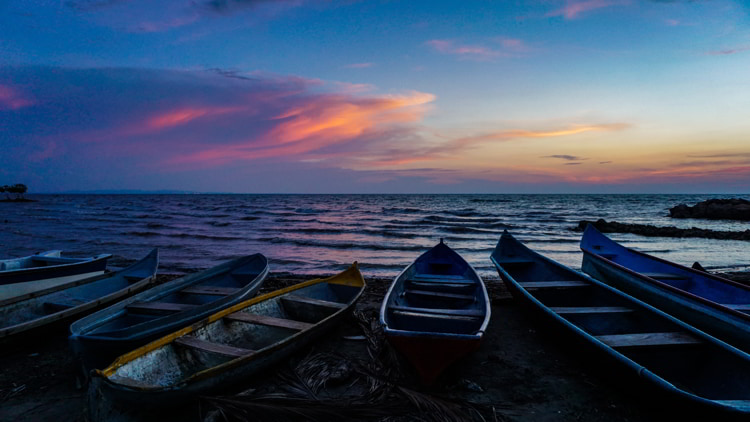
[2,1,750,193]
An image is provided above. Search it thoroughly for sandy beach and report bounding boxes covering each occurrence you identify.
[1,271,748,422]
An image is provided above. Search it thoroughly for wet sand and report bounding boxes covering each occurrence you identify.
[1,271,748,421]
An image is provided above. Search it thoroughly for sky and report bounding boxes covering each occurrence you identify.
[1,0,750,194]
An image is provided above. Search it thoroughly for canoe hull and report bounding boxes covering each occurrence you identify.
[380,240,490,384]
[580,225,750,352]
[385,332,481,384]
[69,254,269,375]
[0,250,157,341]
[0,253,110,301]
[88,263,365,415]
[493,231,750,415]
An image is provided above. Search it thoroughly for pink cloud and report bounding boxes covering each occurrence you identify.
[546,0,629,20]
[427,39,506,61]
[427,37,534,61]
[343,63,374,69]
[0,84,34,110]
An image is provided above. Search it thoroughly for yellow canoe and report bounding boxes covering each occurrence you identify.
[89,262,365,413]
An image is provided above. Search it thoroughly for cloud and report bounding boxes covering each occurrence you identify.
[455,123,630,145]
[706,46,750,56]
[0,66,435,173]
[543,154,588,161]
[66,0,308,32]
[343,63,374,69]
[0,84,35,110]
[426,39,509,61]
[546,0,630,20]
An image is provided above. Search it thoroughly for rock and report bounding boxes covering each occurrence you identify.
[575,219,750,241]
[669,198,750,220]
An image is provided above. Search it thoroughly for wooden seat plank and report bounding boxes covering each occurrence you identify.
[405,289,475,301]
[127,301,196,314]
[407,281,474,290]
[596,332,701,348]
[389,304,484,317]
[392,310,480,321]
[281,294,345,310]
[519,280,589,289]
[550,306,633,315]
[181,285,240,296]
[412,274,467,281]
[173,336,253,358]
[226,312,313,331]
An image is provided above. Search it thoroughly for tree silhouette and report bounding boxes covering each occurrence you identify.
[1,184,28,200]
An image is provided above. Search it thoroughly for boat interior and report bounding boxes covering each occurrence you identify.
[494,234,750,402]
[583,227,750,309]
[385,249,486,335]
[0,253,155,329]
[109,281,361,388]
[86,260,265,336]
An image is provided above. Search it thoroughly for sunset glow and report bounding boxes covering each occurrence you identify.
[2,1,749,193]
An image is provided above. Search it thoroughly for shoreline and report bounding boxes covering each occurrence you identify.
[1,270,748,421]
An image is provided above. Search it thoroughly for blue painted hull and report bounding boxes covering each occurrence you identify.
[492,231,750,415]
[69,253,269,374]
[0,249,157,340]
[580,224,750,353]
[380,240,490,384]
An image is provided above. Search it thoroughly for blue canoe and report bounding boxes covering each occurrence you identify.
[0,251,111,301]
[69,253,268,375]
[492,231,750,415]
[380,239,490,384]
[580,224,750,353]
[1,249,157,340]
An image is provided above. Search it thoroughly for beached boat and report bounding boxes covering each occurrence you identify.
[0,249,157,340]
[88,263,365,412]
[492,231,750,415]
[380,240,490,384]
[580,224,750,352]
[0,251,111,301]
[70,253,269,374]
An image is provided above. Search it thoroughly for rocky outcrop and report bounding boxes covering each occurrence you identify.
[575,219,750,241]
[669,198,750,220]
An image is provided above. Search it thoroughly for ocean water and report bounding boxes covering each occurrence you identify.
[1,194,748,279]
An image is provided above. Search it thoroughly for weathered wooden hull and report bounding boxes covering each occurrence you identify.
[493,231,750,415]
[380,240,490,384]
[580,224,750,353]
[88,263,365,415]
[0,252,111,301]
[0,249,157,340]
[385,332,482,384]
[69,253,269,374]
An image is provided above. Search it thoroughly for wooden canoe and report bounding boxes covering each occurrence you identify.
[69,253,269,374]
[492,231,750,415]
[0,249,157,340]
[88,263,365,411]
[0,251,111,301]
[580,224,750,352]
[380,239,490,384]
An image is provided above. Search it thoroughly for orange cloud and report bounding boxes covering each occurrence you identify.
[147,106,241,129]
[456,123,631,145]
[168,90,435,166]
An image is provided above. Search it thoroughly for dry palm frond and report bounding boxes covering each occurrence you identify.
[205,350,488,422]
